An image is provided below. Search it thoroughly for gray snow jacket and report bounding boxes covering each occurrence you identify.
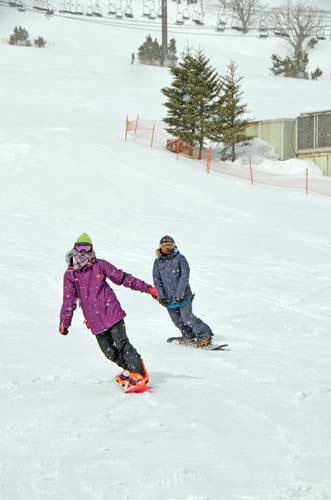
[152,249,193,303]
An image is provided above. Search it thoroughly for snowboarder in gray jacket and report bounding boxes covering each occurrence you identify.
[153,235,213,347]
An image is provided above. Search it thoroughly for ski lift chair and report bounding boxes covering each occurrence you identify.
[62,0,70,13]
[175,3,184,24]
[259,18,269,38]
[216,10,226,32]
[76,3,84,14]
[70,1,76,14]
[93,4,102,17]
[116,8,123,18]
[157,1,162,17]
[124,7,133,18]
[193,12,204,25]
[108,1,116,14]
[86,5,93,15]
[231,15,242,31]
[317,29,326,40]
[273,25,281,36]
[259,27,269,38]
[273,22,287,38]
[124,1,133,18]
[142,4,150,17]
[216,20,226,32]
[176,13,184,24]
[149,9,156,19]
[183,8,189,20]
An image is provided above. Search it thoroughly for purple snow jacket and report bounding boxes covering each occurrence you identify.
[60,258,151,335]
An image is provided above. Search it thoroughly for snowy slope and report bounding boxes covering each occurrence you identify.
[1,6,331,500]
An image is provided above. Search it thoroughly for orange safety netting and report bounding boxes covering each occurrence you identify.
[125,116,331,197]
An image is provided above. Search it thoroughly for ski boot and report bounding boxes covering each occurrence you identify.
[126,359,149,387]
[196,337,212,348]
[177,336,195,345]
[115,370,130,387]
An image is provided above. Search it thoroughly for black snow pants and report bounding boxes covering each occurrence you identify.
[96,319,144,375]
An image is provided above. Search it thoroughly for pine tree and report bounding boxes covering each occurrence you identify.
[9,25,30,46]
[220,61,248,162]
[34,36,47,48]
[138,35,154,65]
[271,52,309,79]
[167,39,178,67]
[138,35,163,66]
[162,50,221,158]
[311,67,323,80]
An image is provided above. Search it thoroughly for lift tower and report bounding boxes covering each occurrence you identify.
[161,0,168,65]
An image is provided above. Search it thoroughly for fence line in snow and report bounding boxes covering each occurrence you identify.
[124,115,331,197]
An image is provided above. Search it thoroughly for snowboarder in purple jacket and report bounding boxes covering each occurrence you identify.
[59,233,158,387]
[153,235,213,347]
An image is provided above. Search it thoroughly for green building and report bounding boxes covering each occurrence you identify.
[246,118,296,161]
[246,110,331,176]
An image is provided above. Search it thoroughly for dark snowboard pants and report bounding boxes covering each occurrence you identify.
[167,302,213,340]
[96,319,144,375]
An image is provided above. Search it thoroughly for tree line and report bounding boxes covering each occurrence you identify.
[9,26,47,47]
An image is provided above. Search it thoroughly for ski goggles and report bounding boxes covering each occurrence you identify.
[74,243,92,252]
[160,242,174,249]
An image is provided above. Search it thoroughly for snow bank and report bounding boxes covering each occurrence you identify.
[234,138,323,176]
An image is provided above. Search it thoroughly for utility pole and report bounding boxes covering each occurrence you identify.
[161,0,168,65]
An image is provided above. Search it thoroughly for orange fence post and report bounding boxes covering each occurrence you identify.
[249,157,254,185]
[306,167,308,195]
[125,116,129,142]
[150,124,155,148]
[176,134,181,161]
[134,114,139,134]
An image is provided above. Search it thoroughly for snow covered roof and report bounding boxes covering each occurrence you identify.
[299,110,331,117]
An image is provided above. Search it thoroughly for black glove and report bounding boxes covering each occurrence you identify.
[159,298,168,306]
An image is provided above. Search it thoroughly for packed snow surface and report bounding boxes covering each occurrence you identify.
[1,5,331,500]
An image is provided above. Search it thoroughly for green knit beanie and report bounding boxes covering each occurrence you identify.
[75,233,92,245]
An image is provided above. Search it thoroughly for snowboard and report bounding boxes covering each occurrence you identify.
[124,384,153,394]
[167,337,229,351]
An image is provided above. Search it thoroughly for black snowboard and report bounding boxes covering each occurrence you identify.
[167,337,229,351]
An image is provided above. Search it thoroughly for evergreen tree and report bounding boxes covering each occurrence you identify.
[138,35,163,66]
[137,36,178,67]
[34,36,47,48]
[271,52,309,79]
[9,25,30,46]
[311,67,323,80]
[220,61,248,162]
[167,39,178,67]
[162,50,221,158]
[152,38,162,65]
